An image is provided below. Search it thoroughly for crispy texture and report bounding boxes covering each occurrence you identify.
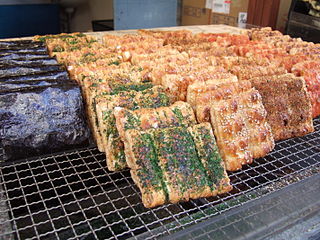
[114,101,196,142]
[95,86,171,171]
[148,59,211,86]
[191,81,251,123]
[124,124,232,208]
[187,123,232,194]
[138,29,193,44]
[292,61,320,118]
[160,66,227,101]
[35,33,99,57]
[106,135,127,171]
[240,89,275,159]
[218,56,271,70]
[187,73,238,109]
[231,65,287,80]
[95,99,114,154]
[102,34,164,53]
[250,74,314,141]
[116,101,196,167]
[124,129,167,208]
[153,127,210,202]
[131,49,186,66]
[246,27,283,41]
[37,29,318,209]
[130,169,166,208]
[87,82,153,151]
[210,88,274,171]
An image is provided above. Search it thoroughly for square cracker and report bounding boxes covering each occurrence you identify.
[210,88,275,171]
[249,73,314,141]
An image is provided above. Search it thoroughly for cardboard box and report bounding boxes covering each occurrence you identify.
[211,0,249,26]
[181,0,211,26]
[181,0,249,27]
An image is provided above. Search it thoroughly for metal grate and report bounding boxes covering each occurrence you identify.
[0,118,319,240]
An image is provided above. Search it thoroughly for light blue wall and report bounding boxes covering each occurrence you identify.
[114,0,177,30]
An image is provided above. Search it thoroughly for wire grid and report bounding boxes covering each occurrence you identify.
[0,118,319,240]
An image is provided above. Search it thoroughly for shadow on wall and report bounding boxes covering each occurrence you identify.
[67,0,113,32]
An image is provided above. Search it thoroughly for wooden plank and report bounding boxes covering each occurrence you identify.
[253,0,265,26]
[261,0,274,27]
[247,0,257,25]
[248,0,280,28]
[270,0,280,29]
[261,0,280,28]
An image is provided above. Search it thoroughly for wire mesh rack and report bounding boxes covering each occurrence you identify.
[0,117,319,240]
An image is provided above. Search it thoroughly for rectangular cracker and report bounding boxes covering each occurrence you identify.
[210,89,275,171]
[87,82,154,151]
[153,127,211,202]
[187,123,232,194]
[124,124,232,208]
[231,65,287,80]
[95,86,172,171]
[124,129,167,208]
[191,80,251,123]
[250,74,314,141]
[114,101,196,142]
[186,75,239,110]
[115,101,196,167]
[160,66,228,101]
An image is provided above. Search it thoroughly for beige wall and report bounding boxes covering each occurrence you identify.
[89,0,113,20]
[276,0,291,32]
[70,2,93,32]
[70,0,113,32]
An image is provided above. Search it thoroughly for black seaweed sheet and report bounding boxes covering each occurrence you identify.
[0,40,46,52]
[0,85,91,161]
[0,65,63,77]
[0,62,60,68]
[0,48,47,54]
[0,40,44,48]
[0,70,69,82]
[0,58,58,66]
[0,52,48,60]
[0,79,71,91]
[0,43,45,51]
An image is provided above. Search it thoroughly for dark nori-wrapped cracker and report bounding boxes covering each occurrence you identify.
[0,48,47,54]
[0,84,91,161]
[0,79,70,91]
[0,40,47,53]
[0,70,69,83]
[0,52,48,61]
[0,57,58,66]
[0,64,64,77]
[0,40,45,49]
